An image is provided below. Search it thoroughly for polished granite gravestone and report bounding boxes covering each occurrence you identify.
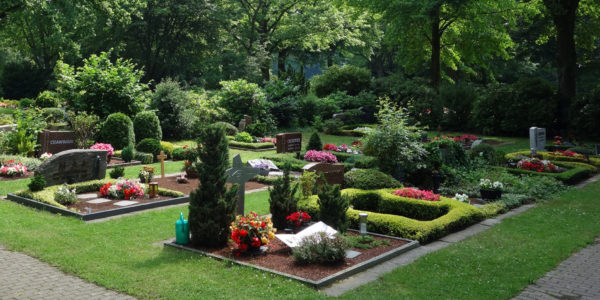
[302,162,345,187]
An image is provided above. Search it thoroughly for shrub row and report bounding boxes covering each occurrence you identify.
[228,141,275,149]
[298,189,484,243]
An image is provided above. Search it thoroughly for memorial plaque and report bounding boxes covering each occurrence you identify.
[275,132,302,153]
[35,149,108,186]
[38,130,76,154]
[529,127,546,151]
[302,162,344,187]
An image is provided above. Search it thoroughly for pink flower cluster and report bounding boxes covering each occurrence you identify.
[90,143,114,156]
[0,160,27,177]
[260,137,276,144]
[393,188,440,202]
[304,150,338,163]
[454,134,477,142]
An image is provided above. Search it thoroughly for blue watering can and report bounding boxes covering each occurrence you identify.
[175,212,190,245]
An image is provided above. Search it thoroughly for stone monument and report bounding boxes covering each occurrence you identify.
[529,127,546,151]
[35,149,108,186]
[226,154,260,215]
[302,162,344,187]
[38,130,76,154]
[275,132,302,153]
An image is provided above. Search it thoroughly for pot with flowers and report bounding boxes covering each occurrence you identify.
[479,178,503,200]
[182,145,198,178]
[99,179,145,200]
[285,211,312,233]
[90,143,114,163]
[230,212,276,255]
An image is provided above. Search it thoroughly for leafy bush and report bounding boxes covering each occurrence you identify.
[18,98,34,108]
[298,94,320,126]
[292,232,347,265]
[36,91,61,108]
[264,78,300,127]
[188,125,238,247]
[172,147,186,160]
[363,99,426,174]
[212,122,238,136]
[323,119,343,135]
[570,86,600,138]
[440,83,478,131]
[150,79,189,140]
[160,141,174,158]
[68,111,100,148]
[41,108,66,123]
[317,177,349,232]
[6,110,46,156]
[109,166,125,179]
[56,51,149,119]
[134,151,154,164]
[121,145,134,162]
[218,79,273,130]
[98,113,135,150]
[28,175,46,191]
[311,65,371,97]
[234,132,253,143]
[306,132,322,151]
[133,111,162,143]
[269,164,299,230]
[344,169,402,190]
[245,121,272,137]
[300,171,318,199]
[469,143,498,165]
[53,184,78,205]
[136,138,162,157]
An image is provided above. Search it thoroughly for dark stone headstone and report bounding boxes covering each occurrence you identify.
[35,149,108,186]
[226,154,260,215]
[302,162,344,187]
[238,115,252,131]
[38,130,76,154]
[275,132,302,153]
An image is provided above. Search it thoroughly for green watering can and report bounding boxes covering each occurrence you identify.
[175,212,190,245]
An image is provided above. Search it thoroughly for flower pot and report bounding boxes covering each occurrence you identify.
[185,168,198,179]
[480,189,502,200]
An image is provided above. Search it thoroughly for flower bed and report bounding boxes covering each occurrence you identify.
[505,150,600,167]
[304,150,338,163]
[496,161,597,184]
[0,159,27,177]
[516,158,559,173]
[298,189,483,243]
[393,188,440,201]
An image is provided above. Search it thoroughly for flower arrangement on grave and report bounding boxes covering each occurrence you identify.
[230,211,276,253]
[517,158,559,173]
[286,211,312,227]
[453,193,469,203]
[323,144,339,151]
[260,137,276,144]
[54,184,78,205]
[479,178,503,191]
[176,175,188,184]
[304,150,338,163]
[90,143,114,157]
[40,152,52,161]
[547,150,584,159]
[99,179,145,200]
[453,134,477,142]
[393,188,440,201]
[553,135,563,145]
[182,145,199,175]
[138,168,154,183]
[0,159,27,177]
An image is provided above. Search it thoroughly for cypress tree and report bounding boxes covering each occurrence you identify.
[268,163,299,230]
[317,175,349,233]
[306,132,323,151]
[188,125,238,247]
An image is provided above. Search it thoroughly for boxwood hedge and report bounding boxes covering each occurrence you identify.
[298,188,484,243]
[229,140,275,149]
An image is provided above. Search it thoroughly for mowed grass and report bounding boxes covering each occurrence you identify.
[344,180,600,299]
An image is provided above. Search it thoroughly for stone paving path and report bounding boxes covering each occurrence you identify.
[513,237,600,300]
[0,245,135,300]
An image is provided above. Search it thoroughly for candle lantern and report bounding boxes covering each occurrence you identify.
[149,182,158,198]
[359,213,368,235]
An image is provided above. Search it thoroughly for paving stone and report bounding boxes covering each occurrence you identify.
[86,198,111,204]
[0,245,135,299]
[77,193,98,200]
[113,200,138,206]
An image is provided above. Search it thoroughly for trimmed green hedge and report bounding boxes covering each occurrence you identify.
[344,169,402,190]
[505,150,600,167]
[298,189,484,243]
[15,179,184,210]
[229,140,275,149]
[496,161,596,184]
[134,152,154,164]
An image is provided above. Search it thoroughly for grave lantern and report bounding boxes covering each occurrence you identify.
[359,213,368,235]
[149,182,158,198]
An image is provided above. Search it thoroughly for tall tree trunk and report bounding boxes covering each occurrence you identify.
[544,0,579,132]
[430,4,441,92]
[277,50,287,76]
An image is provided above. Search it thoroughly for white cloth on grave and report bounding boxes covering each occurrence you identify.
[275,221,338,248]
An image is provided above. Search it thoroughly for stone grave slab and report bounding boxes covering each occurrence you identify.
[35,149,108,186]
[77,193,98,200]
[302,162,345,187]
[113,200,139,206]
[87,198,112,204]
[345,250,362,259]
[276,132,302,153]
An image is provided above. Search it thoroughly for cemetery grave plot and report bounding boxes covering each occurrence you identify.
[106,156,142,168]
[8,180,188,221]
[166,225,418,288]
[502,151,598,184]
[151,175,268,196]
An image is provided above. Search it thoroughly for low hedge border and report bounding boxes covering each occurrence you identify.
[134,151,154,164]
[298,189,484,243]
[495,161,596,184]
[505,150,600,167]
[229,140,275,149]
[15,180,184,210]
[262,152,378,172]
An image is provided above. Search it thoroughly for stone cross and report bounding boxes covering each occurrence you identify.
[226,154,260,215]
[157,151,168,178]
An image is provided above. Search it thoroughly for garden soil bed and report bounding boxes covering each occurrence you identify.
[150,176,269,195]
[107,157,141,168]
[67,193,176,213]
[0,172,33,181]
[172,231,411,283]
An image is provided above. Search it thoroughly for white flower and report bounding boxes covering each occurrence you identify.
[453,193,469,203]
[492,181,503,190]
